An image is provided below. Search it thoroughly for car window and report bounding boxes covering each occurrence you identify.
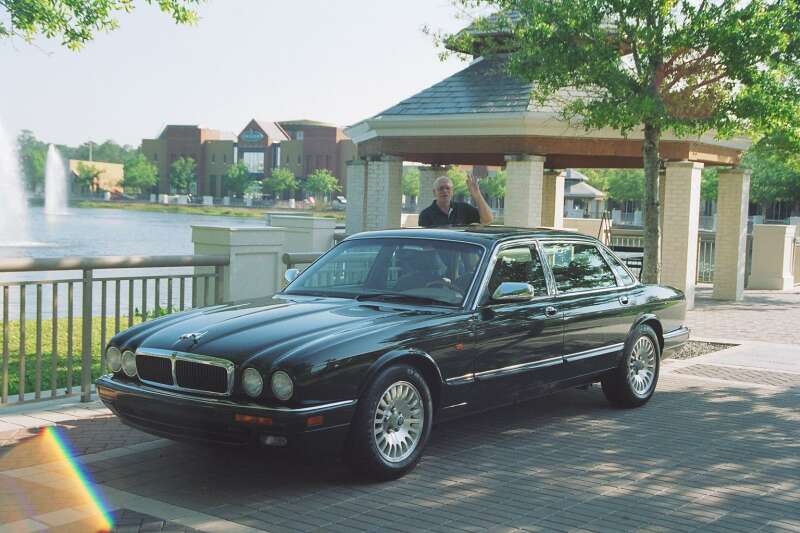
[486,245,548,299]
[602,249,637,285]
[297,243,382,289]
[541,242,618,293]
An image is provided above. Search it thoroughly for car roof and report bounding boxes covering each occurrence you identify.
[345,226,601,246]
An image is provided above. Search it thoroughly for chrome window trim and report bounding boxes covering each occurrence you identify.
[136,348,235,397]
[470,238,554,311]
[538,239,624,296]
[597,243,640,288]
[445,373,476,385]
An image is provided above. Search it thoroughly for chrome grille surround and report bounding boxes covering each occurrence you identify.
[135,348,235,397]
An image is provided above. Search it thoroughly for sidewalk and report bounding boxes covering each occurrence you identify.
[1,288,799,532]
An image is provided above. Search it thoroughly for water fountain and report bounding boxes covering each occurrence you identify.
[45,144,68,214]
[0,117,30,245]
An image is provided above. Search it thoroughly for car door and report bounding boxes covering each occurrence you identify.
[539,240,631,378]
[472,242,564,405]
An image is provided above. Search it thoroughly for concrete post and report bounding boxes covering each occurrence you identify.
[661,161,703,309]
[266,214,336,253]
[365,156,403,230]
[504,155,546,228]
[748,225,796,289]
[418,165,446,214]
[712,169,751,300]
[345,160,367,235]
[541,170,565,228]
[192,226,286,303]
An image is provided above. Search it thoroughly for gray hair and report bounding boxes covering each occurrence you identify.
[432,176,453,191]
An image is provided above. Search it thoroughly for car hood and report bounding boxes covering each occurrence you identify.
[129,295,442,366]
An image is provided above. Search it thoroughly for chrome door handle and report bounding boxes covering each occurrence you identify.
[619,296,630,305]
[545,306,558,316]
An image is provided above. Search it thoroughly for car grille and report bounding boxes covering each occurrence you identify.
[135,350,233,396]
[176,360,228,394]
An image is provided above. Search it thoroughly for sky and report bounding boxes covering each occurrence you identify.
[0,0,471,147]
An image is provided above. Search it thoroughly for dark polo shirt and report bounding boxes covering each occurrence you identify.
[419,200,480,227]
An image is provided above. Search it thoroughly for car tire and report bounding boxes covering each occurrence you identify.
[602,324,660,408]
[345,364,433,480]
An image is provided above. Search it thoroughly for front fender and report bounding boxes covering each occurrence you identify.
[358,348,444,407]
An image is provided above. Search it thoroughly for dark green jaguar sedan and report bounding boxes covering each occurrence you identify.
[96,227,688,479]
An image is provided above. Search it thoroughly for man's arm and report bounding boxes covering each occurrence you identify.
[467,175,494,224]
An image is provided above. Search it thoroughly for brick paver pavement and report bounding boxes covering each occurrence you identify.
[687,286,800,343]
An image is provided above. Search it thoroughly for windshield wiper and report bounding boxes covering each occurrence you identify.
[355,293,458,307]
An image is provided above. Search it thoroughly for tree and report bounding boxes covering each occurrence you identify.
[264,167,298,198]
[480,169,506,200]
[606,170,644,204]
[446,166,470,198]
[402,167,421,199]
[1,1,202,51]
[74,162,101,193]
[224,161,251,197]
[122,153,158,194]
[170,157,196,194]
[305,169,341,201]
[744,147,800,214]
[17,130,47,191]
[445,1,800,283]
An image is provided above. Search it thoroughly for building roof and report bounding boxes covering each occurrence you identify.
[377,55,579,117]
[252,120,290,143]
[279,119,337,129]
[563,169,605,199]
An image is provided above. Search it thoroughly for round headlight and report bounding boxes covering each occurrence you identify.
[122,350,137,377]
[242,368,264,398]
[271,371,294,401]
[107,346,122,373]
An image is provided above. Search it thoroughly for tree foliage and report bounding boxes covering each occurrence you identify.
[446,166,470,198]
[122,153,158,194]
[305,169,341,198]
[402,167,421,198]
[224,161,251,196]
[479,169,506,199]
[744,148,800,207]
[17,130,47,190]
[170,157,196,194]
[445,0,800,282]
[264,167,298,196]
[1,0,203,50]
[74,162,101,192]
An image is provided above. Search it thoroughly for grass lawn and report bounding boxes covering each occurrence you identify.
[1,314,146,397]
[75,200,346,221]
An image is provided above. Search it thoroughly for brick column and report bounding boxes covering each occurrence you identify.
[749,225,796,289]
[418,165,446,213]
[713,169,751,300]
[504,155,546,228]
[345,160,367,235]
[661,161,703,309]
[366,156,403,230]
[541,170,565,228]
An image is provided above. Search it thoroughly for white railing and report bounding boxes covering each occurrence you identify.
[0,255,229,407]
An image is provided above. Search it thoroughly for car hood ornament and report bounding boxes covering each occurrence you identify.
[179,331,207,343]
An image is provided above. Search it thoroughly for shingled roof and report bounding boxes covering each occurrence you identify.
[376,55,578,117]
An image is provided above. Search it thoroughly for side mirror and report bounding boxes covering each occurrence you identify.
[491,282,535,302]
[284,268,300,284]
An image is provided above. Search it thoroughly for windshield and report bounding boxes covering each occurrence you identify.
[284,238,485,306]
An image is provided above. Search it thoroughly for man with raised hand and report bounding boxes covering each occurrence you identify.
[418,175,494,227]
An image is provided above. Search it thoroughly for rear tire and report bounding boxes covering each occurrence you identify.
[602,324,660,408]
[345,364,433,480]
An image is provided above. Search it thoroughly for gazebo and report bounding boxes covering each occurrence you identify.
[344,39,751,309]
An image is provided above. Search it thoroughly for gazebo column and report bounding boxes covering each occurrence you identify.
[541,170,565,228]
[661,161,703,309]
[418,165,446,212]
[504,155,546,228]
[345,159,367,235]
[365,155,403,230]
[712,169,751,300]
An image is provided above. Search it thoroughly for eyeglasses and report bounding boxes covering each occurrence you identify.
[435,186,452,192]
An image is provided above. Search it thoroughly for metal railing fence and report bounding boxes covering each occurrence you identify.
[0,255,229,407]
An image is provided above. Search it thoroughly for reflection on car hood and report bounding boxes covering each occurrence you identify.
[122,295,440,366]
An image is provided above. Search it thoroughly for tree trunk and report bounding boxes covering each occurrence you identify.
[641,123,661,284]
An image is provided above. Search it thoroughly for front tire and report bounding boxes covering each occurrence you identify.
[602,324,660,408]
[346,364,433,480]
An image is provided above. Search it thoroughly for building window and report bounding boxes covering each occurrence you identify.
[211,153,216,163]
[297,155,301,164]
[242,151,264,173]
[153,153,158,161]
[296,131,304,140]
[325,155,331,170]
[223,154,227,163]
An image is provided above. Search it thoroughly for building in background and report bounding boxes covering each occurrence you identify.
[141,125,236,196]
[141,120,356,198]
[563,169,606,218]
[68,160,124,194]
